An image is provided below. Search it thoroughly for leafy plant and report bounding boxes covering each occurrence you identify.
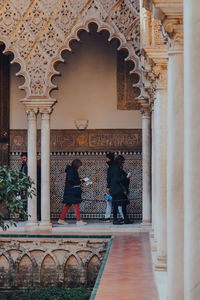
[0,164,36,230]
[1,286,91,300]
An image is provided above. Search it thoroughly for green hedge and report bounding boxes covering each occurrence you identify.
[1,286,91,300]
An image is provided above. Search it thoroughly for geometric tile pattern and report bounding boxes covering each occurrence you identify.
[10,151,142,220]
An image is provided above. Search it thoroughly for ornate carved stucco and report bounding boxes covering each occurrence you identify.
[0,0,143,104]
[140,3,168,105]
[0,236,108,289]
[139,0,183,105]
[117,51,140,110]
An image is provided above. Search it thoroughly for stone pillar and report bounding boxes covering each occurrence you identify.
[26,108,38,227]
[39,107,52,230]
[152,97,159,248]
[153,65,167,271]
[164,22,184,299]
[184,1,200,298]
[140,7,152,46]
[151,104,156,234]
[141,106,151,225]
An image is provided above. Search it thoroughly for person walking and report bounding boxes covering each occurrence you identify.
[58,159,87,226]
[110,155,131,225]
[100,152,124,222]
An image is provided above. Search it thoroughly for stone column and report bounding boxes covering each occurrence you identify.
[151,104,156,235]
[26,107,38,227]
[140,6,152,46]
[151,97,159,249]
[39,107,52,230]
[163,21,184,299]
[184,1,200,298]
[141,106,151,225]
[153,65,167,271]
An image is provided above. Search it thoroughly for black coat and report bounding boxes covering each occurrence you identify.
[63,165,82,204]
[106,159,114,189]
[109,163,130,205]
[20,163,28,175]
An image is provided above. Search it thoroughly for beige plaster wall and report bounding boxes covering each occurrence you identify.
[10,31,142,129]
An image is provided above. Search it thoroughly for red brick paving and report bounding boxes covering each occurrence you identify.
[95,233,158,300]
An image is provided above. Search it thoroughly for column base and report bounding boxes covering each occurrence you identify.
[150,230,154,238]
[24,221,39,231]
[151,240,157,252]
[39,222,52,231]
[154,255,167,271]
[141,221,152,227]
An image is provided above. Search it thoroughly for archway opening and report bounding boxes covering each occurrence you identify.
[0,43,25,166]
[49,23,142,222]
[51,22,141,129]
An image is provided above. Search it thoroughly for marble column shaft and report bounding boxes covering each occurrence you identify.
[151,107,156,234]
[184,1,200,298]
[141,108,151,224]
[167,45,184,300]
[27,109,38,224]
[40,108,52,229]
[154,82,167,270]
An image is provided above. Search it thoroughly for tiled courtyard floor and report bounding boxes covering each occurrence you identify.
[95,233,158,300]
[0,221,158,299]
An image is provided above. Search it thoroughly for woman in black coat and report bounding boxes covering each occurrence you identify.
[58,159,87,226]
[110,155,131,225]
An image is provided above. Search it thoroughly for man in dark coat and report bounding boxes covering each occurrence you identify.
[99,152,115,222]
[110,155,131,225]
[58,159,87,226]
[20,153,41,221]
[19,152,28,219]
[100,152,124,222]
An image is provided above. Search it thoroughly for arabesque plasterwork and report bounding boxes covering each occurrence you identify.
[139,0,183,105]
[0,0,143,104]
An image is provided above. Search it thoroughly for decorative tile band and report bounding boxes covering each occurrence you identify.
[10,129,142,152]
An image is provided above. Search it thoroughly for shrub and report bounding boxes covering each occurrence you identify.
[0,165,36,230]
[1,286,91,300]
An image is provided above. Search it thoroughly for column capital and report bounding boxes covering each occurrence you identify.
[162,17,183,53]
[25,107,38,120]
[39,106,53,117]
[153,62,168,90]
[140,56,156,103]
[140,105,151,118]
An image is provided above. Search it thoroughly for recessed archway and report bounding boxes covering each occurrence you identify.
[51,22,142,130]
[0,43,25,165]
[50,20,142,102]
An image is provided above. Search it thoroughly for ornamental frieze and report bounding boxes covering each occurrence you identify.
[10,129,142,152]
[0,0,143,101]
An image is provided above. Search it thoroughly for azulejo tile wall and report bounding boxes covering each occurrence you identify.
[9,129,142,220]
[10,151,142,220]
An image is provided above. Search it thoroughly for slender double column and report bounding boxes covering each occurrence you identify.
[153,67,167,271]
[184,1,200,298]
[166,34,184,299]
[26,108,38,226]
[39,107,52,230]
[141,107,151,225]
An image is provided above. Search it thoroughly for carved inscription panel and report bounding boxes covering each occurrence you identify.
[10,129,142,152]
